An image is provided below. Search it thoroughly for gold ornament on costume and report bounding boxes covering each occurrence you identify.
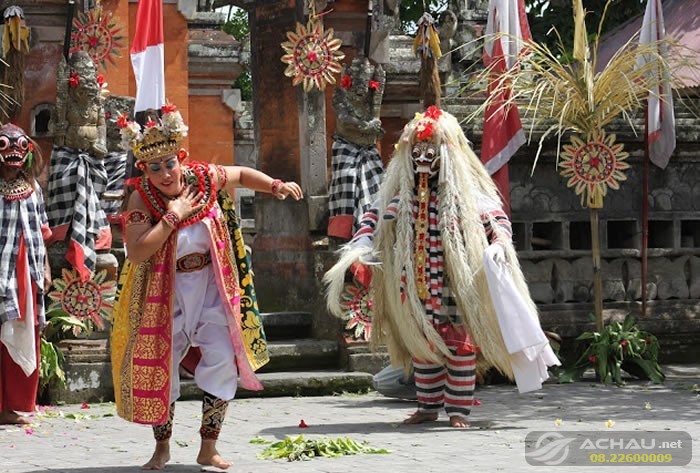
[340,279,373,341]
[70,7,125,70]
[559,131,629,208]
[414,172,430,301]
[47,268,117,334]
[118,104,188,163]
[280,3,344,92]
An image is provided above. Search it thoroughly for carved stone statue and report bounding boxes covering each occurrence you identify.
[327,56,386,240]
[333,56,385,145]
[52,51,107,158]
[101,95,135,218]
[45,51,111,279]
[104,95,134,152]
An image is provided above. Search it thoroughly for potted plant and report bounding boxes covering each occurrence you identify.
[559,313,664,385]
[38,309,88,401]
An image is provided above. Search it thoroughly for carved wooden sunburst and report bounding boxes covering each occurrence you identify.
[280,18,344,92]
[559,131,630,208]
[70,9,124,70]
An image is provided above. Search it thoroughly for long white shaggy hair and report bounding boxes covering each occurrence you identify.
[326,109,536,377]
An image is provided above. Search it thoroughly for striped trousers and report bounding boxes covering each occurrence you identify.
[413,349,476,418]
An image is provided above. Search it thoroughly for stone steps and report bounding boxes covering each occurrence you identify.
[259,339,339,372]
[259,311,312,339]
[50,311,377,403]
[180,370,373,400]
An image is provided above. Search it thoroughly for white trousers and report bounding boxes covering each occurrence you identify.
[169,265,238,402]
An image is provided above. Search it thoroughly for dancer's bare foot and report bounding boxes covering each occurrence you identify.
[402,411,439,424]
[142,440,170,470]
[0,410,30,425]
[197,439,232,470]
[449,415,469,428]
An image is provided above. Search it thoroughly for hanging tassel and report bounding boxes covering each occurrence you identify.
[413,13,442,109]
[1,8,30,120]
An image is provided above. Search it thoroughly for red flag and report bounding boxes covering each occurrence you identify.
[639,0,676,169]
[131,0,165,112]
[481,0,531,213]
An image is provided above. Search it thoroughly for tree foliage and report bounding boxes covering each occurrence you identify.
[222,8,252,101]
[399,0,646,55]
[526,0,646,54]
[399,0,448,34]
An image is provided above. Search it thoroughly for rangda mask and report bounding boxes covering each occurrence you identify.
[0,123,31,168]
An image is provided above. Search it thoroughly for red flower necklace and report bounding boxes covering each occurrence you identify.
[136,162,216,228]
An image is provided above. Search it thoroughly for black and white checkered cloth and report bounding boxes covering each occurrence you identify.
[328,135,384,235]
[45,146,110,274]
[0,182,48,323]
[101,151,127,216]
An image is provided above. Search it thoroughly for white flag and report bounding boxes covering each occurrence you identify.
[638,0,676,169]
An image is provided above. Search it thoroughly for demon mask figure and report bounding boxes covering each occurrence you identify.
[0,123,31,169]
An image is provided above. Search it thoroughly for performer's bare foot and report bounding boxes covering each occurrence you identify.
[142,440,170,470]
[0,410,30,425]
[449,415,469,428]
[197,439,232,470]
[402,411,439,424]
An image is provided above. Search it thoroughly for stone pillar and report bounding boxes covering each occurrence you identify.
[249,1,316,316]
[299,89,329,230]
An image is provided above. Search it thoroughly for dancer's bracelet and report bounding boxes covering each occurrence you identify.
[162,211,180,229]
[270,179,284,197]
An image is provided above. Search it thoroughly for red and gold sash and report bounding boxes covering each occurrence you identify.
[112,166,268,425]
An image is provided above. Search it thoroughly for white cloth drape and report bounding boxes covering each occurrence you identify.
[483,245,559,393]
[0,255,37,377]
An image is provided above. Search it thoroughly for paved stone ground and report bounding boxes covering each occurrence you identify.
[1,371,699,473]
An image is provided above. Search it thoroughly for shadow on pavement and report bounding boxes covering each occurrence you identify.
[21,467,203,473]
[325,380,700,423]
[257,420,527,438]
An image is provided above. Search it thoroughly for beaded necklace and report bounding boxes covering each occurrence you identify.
[137,162,216,228]
[0,174,34,201]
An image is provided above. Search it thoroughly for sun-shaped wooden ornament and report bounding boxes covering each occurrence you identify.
[69,8,125,70]
[280,18,345,92]
[47,268,116,332]
[559,131,630,208]
[340,279,373,341]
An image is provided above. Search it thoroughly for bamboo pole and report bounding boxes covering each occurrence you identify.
[590,207,604,332]
[641,106,650,319]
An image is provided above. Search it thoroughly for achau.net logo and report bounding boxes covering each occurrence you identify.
[525,431,692,466]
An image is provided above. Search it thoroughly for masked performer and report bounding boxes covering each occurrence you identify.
[0,124,51,424]
[325,107,558,428]
[111,104,302,470]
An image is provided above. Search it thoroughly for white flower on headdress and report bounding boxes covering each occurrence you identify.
[161,110,188,139]
[119,120,143,150]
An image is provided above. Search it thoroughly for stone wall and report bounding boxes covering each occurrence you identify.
[452,98,700,363]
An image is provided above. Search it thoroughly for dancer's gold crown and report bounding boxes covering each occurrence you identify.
[118,104,188,163]
[132,126,182,163]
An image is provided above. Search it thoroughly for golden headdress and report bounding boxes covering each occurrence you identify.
[118,103,188,163]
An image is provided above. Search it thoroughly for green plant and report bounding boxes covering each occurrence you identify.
[39,309,88,392]
[560,313,664,385]
[222,8,252,101]
[258,435,390,461]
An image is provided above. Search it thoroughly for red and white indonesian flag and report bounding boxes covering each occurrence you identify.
[131,0,165,112]
[481,0,530,176]
[638,0,676,169]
